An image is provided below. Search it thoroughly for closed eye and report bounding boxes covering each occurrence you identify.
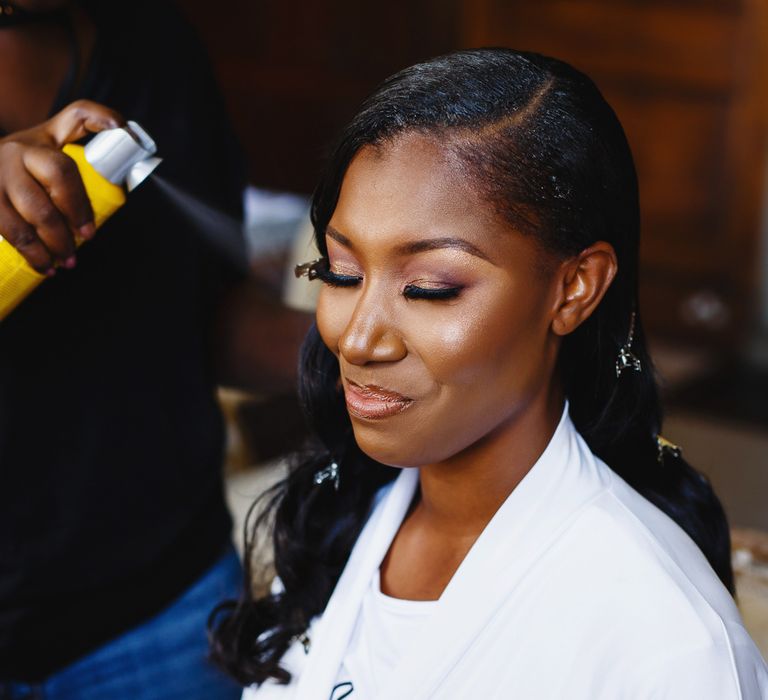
[311,258,362,288]
[403,284,462,300]
[312,258,463,300]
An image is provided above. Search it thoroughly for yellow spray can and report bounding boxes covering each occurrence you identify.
[0,120,161,321]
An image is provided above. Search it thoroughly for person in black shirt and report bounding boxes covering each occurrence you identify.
[0,1,306,696]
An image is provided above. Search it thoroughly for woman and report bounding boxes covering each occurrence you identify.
[212,49,768,698]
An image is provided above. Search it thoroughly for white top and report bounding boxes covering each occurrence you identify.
[331,571,439,698]
[244,406,768,699]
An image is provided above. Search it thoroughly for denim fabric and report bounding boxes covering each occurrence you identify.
[0,546,243,700]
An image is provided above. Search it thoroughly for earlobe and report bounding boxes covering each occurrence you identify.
[551,242,618,336]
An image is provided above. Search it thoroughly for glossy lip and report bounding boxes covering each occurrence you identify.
[343,379,414,420]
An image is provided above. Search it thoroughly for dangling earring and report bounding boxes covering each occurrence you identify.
[615,310,642,378]
[314,460,340,491]
[656,435,682,464]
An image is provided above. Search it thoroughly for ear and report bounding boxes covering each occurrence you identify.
[551,242,618,336]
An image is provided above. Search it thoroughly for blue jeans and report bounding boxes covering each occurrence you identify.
[1,546,243,700]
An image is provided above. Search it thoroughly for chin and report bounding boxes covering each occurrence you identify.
[356,443,417,469]
[352,423,446,469]
[352,428,414,468]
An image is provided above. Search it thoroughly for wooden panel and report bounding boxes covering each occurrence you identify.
[178,0,460,193]
[615,94,730,256]
[463,1,740,89]
[460,0,768,348]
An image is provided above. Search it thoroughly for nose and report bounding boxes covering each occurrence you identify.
[338,292,407,366]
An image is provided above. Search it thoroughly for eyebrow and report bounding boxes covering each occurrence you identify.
[325,225,492,263]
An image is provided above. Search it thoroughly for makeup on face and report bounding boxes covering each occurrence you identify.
[315,132,564,470]
[343,378,414,420]
[316,235,477,303]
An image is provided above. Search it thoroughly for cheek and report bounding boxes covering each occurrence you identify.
[408,286,552,393]
[411,314,483,384]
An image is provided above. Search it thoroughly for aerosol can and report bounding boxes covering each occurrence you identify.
[0,121,161,321]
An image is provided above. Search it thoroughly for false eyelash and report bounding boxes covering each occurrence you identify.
[302,257,463,300]
[311,257,363,287]
[403,284,463,300]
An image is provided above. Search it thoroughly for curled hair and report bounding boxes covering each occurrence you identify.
[211,48,733,686]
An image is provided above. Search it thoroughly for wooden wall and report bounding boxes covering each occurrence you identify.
[459,0,768,349]
[178,0,459,193]
[179,0,768,351]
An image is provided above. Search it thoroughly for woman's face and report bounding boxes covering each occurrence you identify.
[316,133,565,468]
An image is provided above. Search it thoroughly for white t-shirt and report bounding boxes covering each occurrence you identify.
[331,571,439,698]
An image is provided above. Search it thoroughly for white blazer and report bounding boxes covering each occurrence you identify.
[245,407,768,699]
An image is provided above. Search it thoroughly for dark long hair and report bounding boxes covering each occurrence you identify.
[210,48,733,686]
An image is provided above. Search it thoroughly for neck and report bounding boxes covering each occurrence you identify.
[414,385,565,539]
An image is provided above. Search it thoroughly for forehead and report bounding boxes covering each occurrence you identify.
[331,133,505,251]
[347,133,476,207]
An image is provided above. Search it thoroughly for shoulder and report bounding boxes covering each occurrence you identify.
[581,462,732,604]
[483,458,767,694]
[556,461,736,623]
[627,627,768,699]
[535,458,764,681]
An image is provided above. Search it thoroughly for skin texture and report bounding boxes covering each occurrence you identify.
[316,132,617,600]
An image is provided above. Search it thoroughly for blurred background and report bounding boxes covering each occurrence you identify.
[175,0,768,648]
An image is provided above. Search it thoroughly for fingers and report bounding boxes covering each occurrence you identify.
[45,99,124,147]
[24,146,95,240]
[0,99,125,274]
[5,173,77,273]
[0,193,57,274]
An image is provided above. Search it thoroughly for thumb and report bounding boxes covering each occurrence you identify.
[45,99,125,146]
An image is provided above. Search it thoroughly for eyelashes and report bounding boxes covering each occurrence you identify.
[308,257,362,287]
[403,284,462,301]
[308,257,463,301]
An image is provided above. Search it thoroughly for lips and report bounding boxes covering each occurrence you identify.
[343,379,413,420]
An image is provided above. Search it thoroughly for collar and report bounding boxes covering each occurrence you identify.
[297,402,608,699]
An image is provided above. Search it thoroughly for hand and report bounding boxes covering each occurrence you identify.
[0,100,124,274]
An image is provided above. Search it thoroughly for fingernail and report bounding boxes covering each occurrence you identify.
[63,256,77,269]
[79,222,96,240]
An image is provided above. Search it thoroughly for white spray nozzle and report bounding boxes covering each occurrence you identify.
[84,120,158,187]
[126,156,163,192]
